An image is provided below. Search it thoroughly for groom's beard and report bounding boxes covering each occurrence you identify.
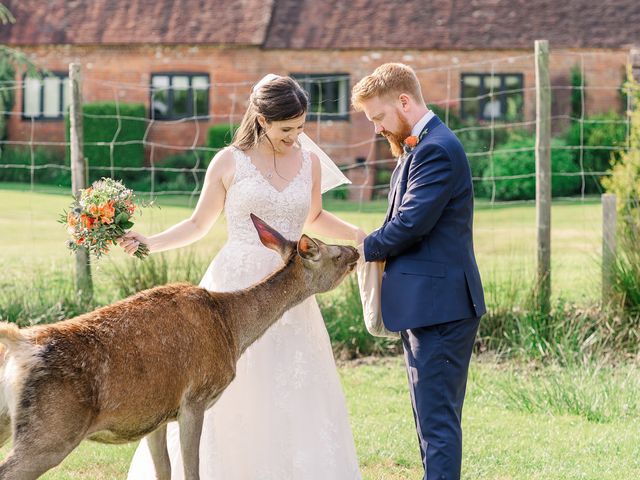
[381,112,413,158]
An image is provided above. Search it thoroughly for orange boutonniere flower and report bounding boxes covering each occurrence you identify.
[404,135,419,149]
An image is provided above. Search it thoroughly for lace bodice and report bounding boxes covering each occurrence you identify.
[224,146,312,246]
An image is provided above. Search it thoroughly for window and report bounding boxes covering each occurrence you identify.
[150,73,209,120]
[22,73,70,120]
[292,73,349,121]
[460,73,524,122]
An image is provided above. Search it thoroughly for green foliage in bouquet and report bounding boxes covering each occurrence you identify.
[60,177,149,259]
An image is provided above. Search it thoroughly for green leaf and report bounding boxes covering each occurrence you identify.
[115,212,129,225]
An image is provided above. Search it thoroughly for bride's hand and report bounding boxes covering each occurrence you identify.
[117,231,150,257]
[354,228,367,246]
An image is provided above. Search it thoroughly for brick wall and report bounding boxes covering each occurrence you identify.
[8,44,630,199]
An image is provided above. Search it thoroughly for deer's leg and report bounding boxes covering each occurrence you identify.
[147,424,171,480]
[178,401,206,480]
[0,384,92,479]
[0,425,85,480]
[0,413,11,447]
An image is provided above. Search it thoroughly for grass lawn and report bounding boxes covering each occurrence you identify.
[2,357,638,479]
[0,185,635,479]
[0,184,602,303]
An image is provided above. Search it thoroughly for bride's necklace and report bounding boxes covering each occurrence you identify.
[258,143,290,181]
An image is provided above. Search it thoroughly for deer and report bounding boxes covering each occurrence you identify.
[0,214,359,480]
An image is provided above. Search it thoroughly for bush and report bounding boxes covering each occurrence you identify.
[564,111,627,193]
[459,126,518,180]
[428,103,464,131]
[429,103,516,179]
[603,67,640,319]
[480,134,581,201]
[0,146,70,186]
[326,185,349,200]
[128,149,210,193]
[207,123,239,152]
[570,64,585,119]
[66,102,146,184]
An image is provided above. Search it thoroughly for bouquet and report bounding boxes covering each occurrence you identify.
[60,177,149,259]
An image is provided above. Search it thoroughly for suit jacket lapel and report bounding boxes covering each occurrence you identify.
[383,115,440,224]
[384,152,413,223]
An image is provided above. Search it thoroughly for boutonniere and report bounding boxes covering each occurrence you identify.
[403,128,429,154]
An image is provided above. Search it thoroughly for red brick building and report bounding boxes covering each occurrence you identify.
[1,0,638,198]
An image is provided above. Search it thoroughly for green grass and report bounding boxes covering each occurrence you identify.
[0,184,602,303]
[2,357,638,479]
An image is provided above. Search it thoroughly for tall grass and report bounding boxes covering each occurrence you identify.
[3,255,639,362]
[0,265,86,326]
[106,250,207,298]
[478,271,640,364]
[318,276,401,359]
[470,358,640,423]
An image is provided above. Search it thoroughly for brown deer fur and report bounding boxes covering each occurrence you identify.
[0,215,359,479]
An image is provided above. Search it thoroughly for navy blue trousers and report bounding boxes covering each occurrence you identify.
[401,316,480,480]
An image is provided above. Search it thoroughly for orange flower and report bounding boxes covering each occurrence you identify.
[89,204,100,217]
[80,213,95,229]
[404,135,419,149]
[125,200,136,214]
[76,237,86,245]
[97,201,115,224]
[66,211,78,228]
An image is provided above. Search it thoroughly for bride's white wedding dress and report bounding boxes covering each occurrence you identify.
[127,146,361,479]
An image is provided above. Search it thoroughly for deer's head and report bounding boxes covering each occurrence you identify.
[250,214,359,293]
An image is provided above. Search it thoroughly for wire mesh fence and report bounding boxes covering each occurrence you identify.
[0,45,637,305]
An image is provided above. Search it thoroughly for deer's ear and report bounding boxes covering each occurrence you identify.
[297,235,320,261]
[251,214,289,255]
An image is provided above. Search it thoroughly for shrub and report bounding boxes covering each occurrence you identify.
[128,149,210,193]
[603,66,640,319]
[570,64,585,119]
[207,123,239,152]
[0,146,69,186]
[326,185,349,200]
[66,102,146,184]
[480,134,581,200]
[564,111,627,193]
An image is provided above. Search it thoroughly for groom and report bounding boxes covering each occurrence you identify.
[352,63,485,480]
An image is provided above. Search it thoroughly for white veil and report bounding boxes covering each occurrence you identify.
[252,74,352,194]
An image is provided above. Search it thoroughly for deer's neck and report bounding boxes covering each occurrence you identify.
[228,259,311,354]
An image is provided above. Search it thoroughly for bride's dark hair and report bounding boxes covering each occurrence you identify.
[232,76,309,151]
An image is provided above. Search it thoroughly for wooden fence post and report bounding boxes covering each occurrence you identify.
[535,40,551,313]
[69,62,93,304]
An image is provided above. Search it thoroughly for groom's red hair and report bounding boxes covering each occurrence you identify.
[351,63,425,110]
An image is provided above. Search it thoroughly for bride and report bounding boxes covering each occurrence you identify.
[118,74,364,479]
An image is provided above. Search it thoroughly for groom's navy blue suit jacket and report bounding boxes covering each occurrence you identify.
[364,115,486,331]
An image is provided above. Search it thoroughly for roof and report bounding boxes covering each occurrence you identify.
[264,0,640,50]
[1,0,638,50]
[0,0,274,46]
